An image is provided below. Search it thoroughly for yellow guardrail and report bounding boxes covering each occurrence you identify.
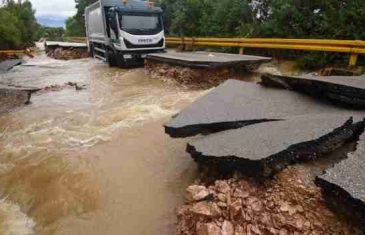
[0,49,34,57]
[64,37,87,43]
[166,37,365,66]
[63,37,364,66]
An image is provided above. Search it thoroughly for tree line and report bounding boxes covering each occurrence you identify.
[65,0,365,40]
[0,0,65,50]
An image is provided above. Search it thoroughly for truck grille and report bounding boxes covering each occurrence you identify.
[124,38,164,49]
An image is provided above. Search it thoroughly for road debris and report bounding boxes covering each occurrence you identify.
[165,80,364,138]
[147,52,271,68]
[0,85,40,114]
[177,167,361,235]
[187,115,365,178]
[261,74,365,108]
[145,52,271,89]
[316,132,365,230]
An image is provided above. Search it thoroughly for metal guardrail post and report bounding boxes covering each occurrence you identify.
[239,47,245,55]
[349,53,358,67]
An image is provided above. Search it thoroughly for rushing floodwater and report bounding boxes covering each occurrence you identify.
[0,55,206,234]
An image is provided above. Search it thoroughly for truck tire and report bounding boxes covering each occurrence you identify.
[107,50,118,67]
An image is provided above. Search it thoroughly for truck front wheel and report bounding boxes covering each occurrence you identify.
[107,50,118,67]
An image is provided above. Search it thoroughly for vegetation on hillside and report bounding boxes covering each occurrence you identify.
[0,0,39,49]
[65,0,98,36]
[65,0,365,40]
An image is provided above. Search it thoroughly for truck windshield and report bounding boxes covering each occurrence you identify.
[120,14,162,35]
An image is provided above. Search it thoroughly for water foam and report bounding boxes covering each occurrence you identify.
[0,198,35,235]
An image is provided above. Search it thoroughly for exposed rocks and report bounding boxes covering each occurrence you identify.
[261,74,365,108]
[145,60,258,89]
[35,82,87,95]
[186,185,211,202]
[316,132,365,230]
[46,47,90,60]
[165,80,363,138]
[187,115,365,178]
[177,167,361,235]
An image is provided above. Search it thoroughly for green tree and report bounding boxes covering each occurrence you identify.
[65,0,98,36]
[0,8,22,49]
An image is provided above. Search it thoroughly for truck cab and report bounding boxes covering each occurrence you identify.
[85,0,165,67]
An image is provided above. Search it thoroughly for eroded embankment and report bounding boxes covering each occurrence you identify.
[177,166,362,235]
[167,77,365,234]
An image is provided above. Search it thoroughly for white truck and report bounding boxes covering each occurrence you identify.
[85,0,165,67]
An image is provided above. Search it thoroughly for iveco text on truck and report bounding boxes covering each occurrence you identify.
[85,0,165,67]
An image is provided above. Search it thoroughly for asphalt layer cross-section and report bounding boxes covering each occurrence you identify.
[316,132,365,228]
[147,51,272,68]
[165,80,365,138]
[261,74,365,108]
[187,114,365,178]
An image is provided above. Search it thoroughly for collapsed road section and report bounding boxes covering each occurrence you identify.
[316,132,365,230]
[0,59,23,73]
[0,85,40,114]
[261,73,365,108]
[165,78,365,233]
[145,52,271,88]
[187,114,365,178]
[147,51,271,68]
[165,79,364,138]
[45,41,89,60]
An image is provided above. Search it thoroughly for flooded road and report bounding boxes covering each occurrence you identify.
[0,55,205,234]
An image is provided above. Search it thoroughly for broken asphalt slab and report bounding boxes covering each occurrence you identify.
[0,59,23,73]
[45,41,87,49]
[146,51,271,68]
[165,79,365,138]
[187,114,365,178]
[316,132,365,229]
[0,85,41,114]
[261,74,365,108]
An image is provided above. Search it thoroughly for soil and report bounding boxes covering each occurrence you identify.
[177,166,362,235]
[145,60,260,89]
[0,53,19,62]
[46,47,90,60]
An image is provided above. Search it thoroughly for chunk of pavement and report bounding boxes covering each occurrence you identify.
[0,59,23,73]
[165,79,364,138]
[187,114,365,178]
[316,132,365,229]
[261,74,365,108]
[0,85,40,114]
[147,51,271,68]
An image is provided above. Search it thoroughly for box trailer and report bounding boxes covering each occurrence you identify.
[85,0,165,67]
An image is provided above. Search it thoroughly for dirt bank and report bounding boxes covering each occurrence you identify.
[46,47,90,60]
[145,60,261,89]
[177,165,362,235]
[0,53,19,62]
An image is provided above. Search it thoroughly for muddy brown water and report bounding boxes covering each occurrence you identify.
[0,53,291,234]
[0,55,211,235]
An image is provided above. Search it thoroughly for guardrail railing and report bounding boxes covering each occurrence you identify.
[0,49,34,57]
[64,37,88,43]
[166,37,365,66]
[55,37,365,66]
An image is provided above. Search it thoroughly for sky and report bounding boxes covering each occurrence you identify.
[29,0,77,27]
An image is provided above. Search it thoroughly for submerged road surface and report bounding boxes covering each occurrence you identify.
[0,55,206,234]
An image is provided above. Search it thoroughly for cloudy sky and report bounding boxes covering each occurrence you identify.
[28,0,77,27]
[29,0,76,18]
